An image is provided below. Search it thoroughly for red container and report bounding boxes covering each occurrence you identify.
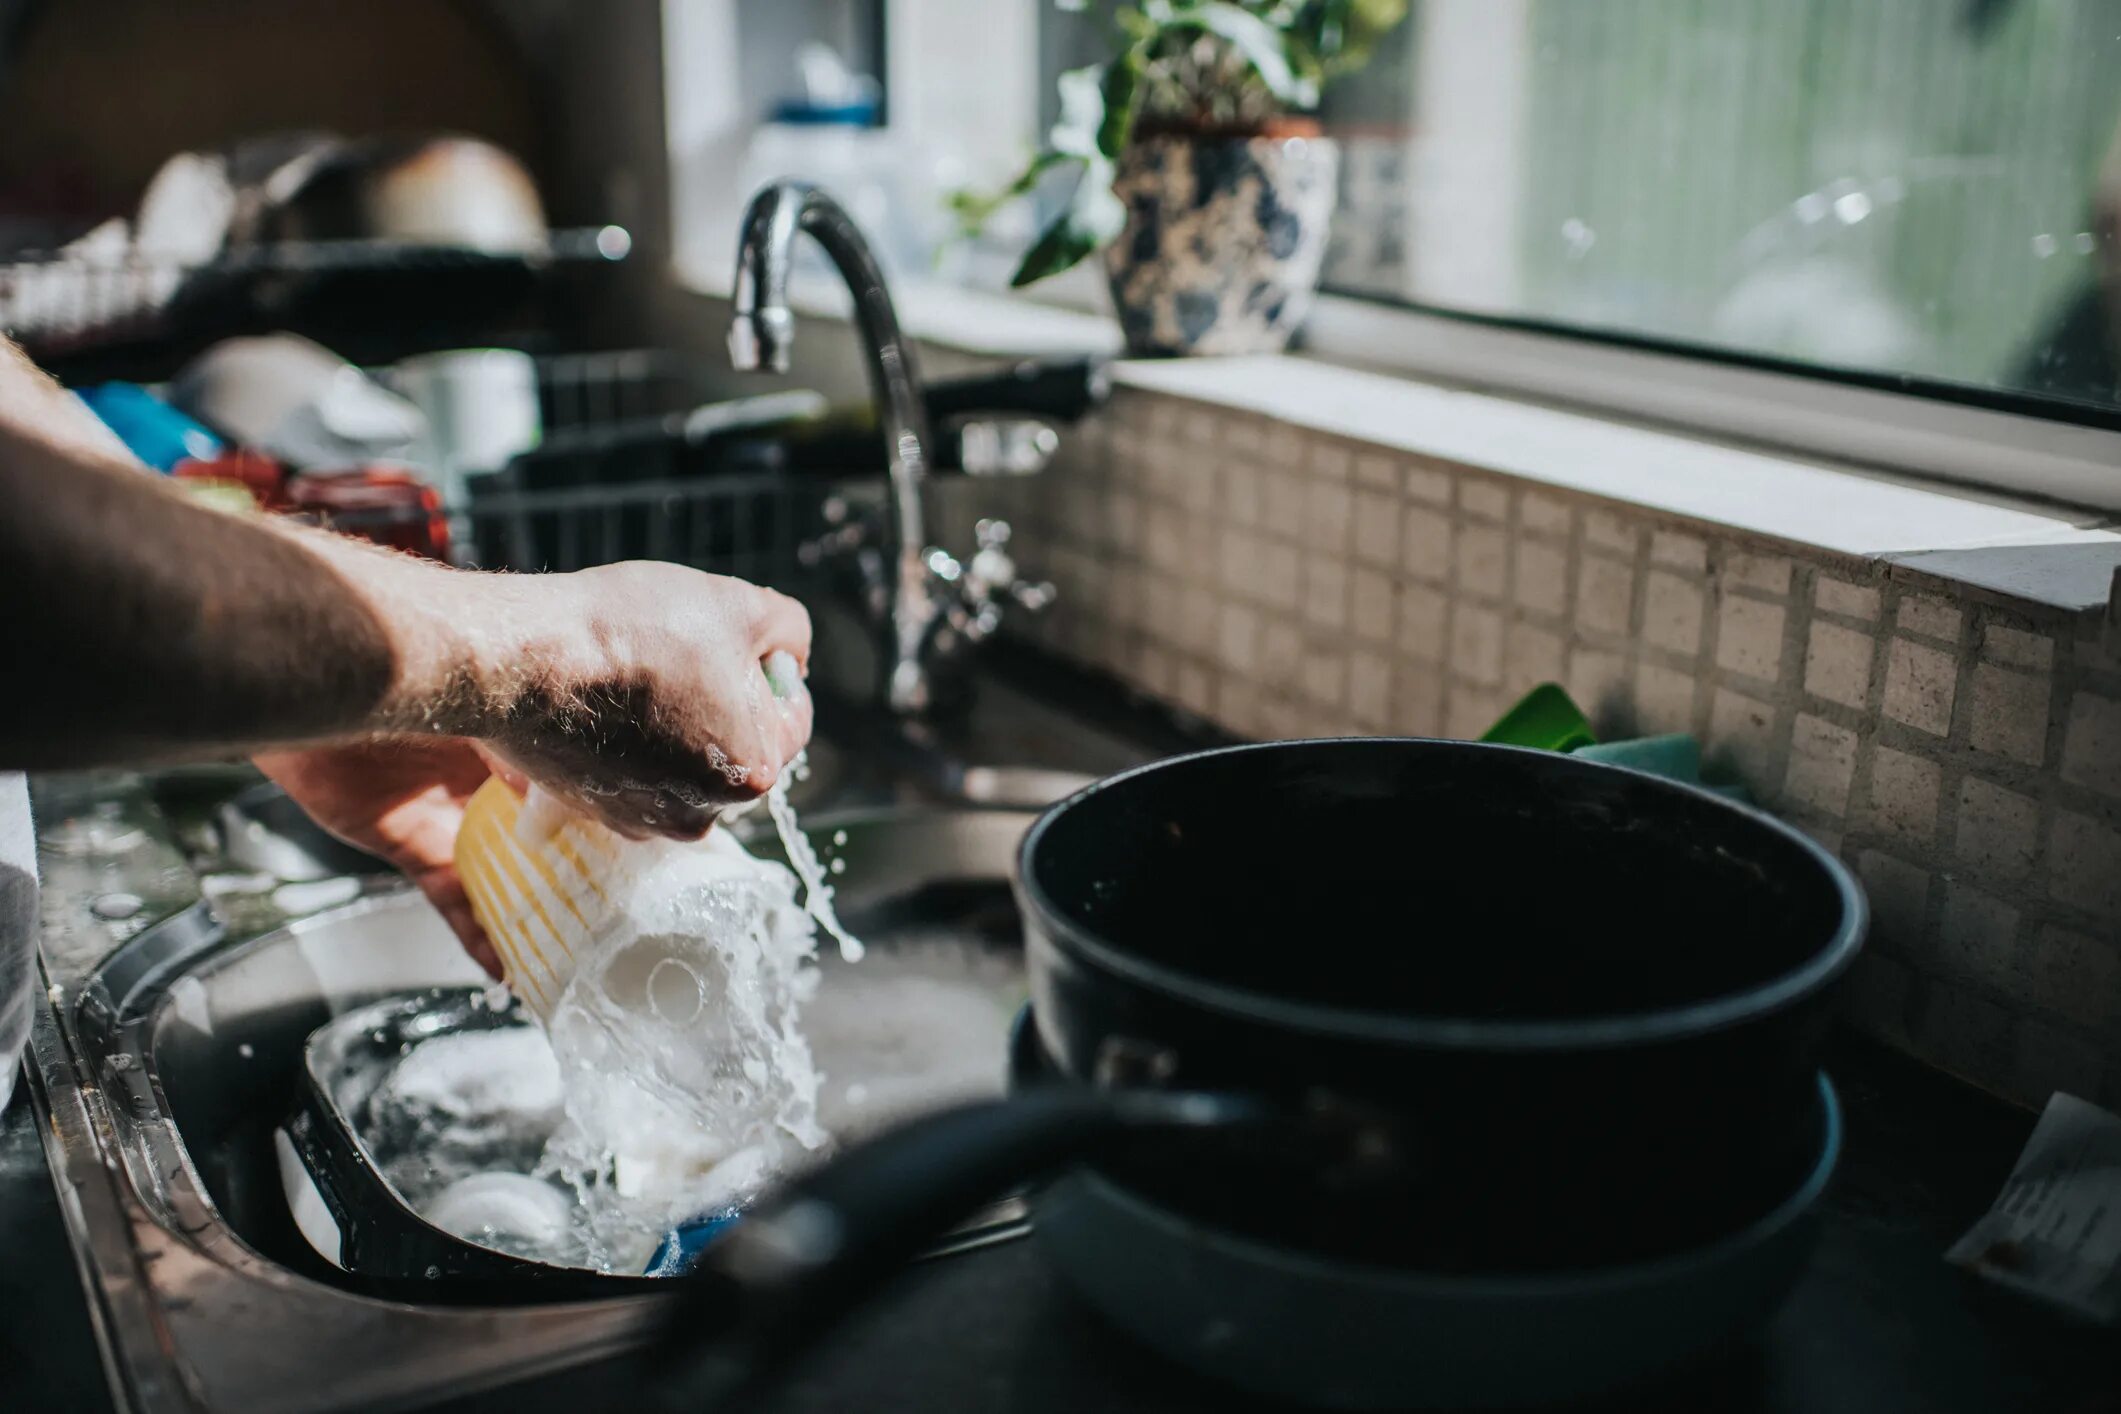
[285,468,451,561]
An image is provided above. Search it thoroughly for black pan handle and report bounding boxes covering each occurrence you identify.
[643,1086,1256,1411]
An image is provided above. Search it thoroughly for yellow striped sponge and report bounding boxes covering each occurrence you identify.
[454,777,632,1025]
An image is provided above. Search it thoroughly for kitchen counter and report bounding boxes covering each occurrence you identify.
[7,649,2117,1413]
[419,1038,2120,1414]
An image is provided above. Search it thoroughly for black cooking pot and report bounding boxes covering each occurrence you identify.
[650,740,1864,1407]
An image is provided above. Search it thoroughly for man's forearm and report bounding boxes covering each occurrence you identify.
[0,349,537,768]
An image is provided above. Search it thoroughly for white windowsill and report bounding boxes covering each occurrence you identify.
[674,255,2121,616]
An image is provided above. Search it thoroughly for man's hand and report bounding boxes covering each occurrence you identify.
[460,561,814,841]
[255,738,502,976]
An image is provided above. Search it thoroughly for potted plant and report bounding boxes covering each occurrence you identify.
[955,0,1407,356]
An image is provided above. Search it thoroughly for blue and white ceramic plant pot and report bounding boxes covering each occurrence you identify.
[1103,131,1339,357]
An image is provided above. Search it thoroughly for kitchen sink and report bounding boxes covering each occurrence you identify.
[59,794,1044,1409]
[20,668,1200,1412]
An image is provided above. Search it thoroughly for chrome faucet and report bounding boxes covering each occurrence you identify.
[729,181,1050,715]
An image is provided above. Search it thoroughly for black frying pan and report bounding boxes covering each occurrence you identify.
[647,739,1865,1407]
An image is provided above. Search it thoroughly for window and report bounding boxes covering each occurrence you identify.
[1315,0,2121,424]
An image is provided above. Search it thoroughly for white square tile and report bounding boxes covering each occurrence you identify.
[1505,622,1567,689]
[1804,622,1875,709]
[1716,596,1787,682]
[1634,663,1699,736]
[1179,584,1220,648]
[1983,624,2053,672]
[1255,693,1307,740]
[1454,522,1509,600]
[1353,452,1398,490]
[1262,471,1308,537]
[2060,693,2121,799]
[1403,459,1453,505]
[1955,776,2040,883]
[1401,505,1453,583]
[1450,604,1506,686]
[1460,478,1511,522]
[1445,682,1510,739]
[1215,677,1262,737]
[1519,492,1574,537]
[1709,688,1780,791]
[1300,646,1347,707]
[1257,616,1304,690]
[2029,925,2121,1029]
[1969,664,2051,765]
[1348,652,1392,726]
[1218,603,1260,674]
[1392,661,1446,735]
[1785,715,1859,816]
[1222,463,1262,529]
[1857,850,1932,940]
[1257,540,1303,612]
[1351,489,1399,566]
[1350,567,1395,643]
[1397,583,1450,661]
[1513,539,1570,619]
[1306,479,1354,552]
[1174,660,1218,717]
[1895,594,1963,643]
[1642,571,1706,655]
[1939,881,2023,985]
[1584,509,1638,555]
[1307,438,1353,482]
[1650,530,1708,573]
[1814,576,1881,622]
[1862,745,1942,846]
[1725,552,1793,598]
[1144,506,1187,572]
[1881,639,1957,736]
[1219,529,1262,599]
[1303,555,1349,631]
[2049,810,2121,923]
[1575,555,1636,636]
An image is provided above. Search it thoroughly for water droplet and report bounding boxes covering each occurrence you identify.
[237,1042,254,1059]
[828,857,846,875]
[2032,233,2058,258]
[1831,191,1871,224]
[1560,218,1596,259]
[424,1265,441,1280]
[2074,231,2096,256]
[831,830,848,847]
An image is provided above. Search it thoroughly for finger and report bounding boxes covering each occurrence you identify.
[748,586,813,670]
[415,867,503,979]
[472,743,532,796]
[773,681,815,764]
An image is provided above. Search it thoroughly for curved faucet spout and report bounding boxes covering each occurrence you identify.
[730,181,943,713]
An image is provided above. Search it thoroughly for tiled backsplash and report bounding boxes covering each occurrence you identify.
[959,386,2121,1111]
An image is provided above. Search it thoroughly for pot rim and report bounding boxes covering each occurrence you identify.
[1015,737,1869,1054]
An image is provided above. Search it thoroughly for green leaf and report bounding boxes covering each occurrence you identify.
[1010,158,1127,287]
[946,149,1073,239]
[1096,49,1143,159]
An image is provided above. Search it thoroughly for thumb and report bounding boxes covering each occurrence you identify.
[471,742,532,797]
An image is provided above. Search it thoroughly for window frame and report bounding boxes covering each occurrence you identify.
[1295,294,2121,514]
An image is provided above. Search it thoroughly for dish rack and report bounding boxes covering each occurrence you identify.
[0,228,629,381]
[384,348,833,592]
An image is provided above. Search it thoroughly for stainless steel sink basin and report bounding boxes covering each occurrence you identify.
[54,797,1045,1412]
